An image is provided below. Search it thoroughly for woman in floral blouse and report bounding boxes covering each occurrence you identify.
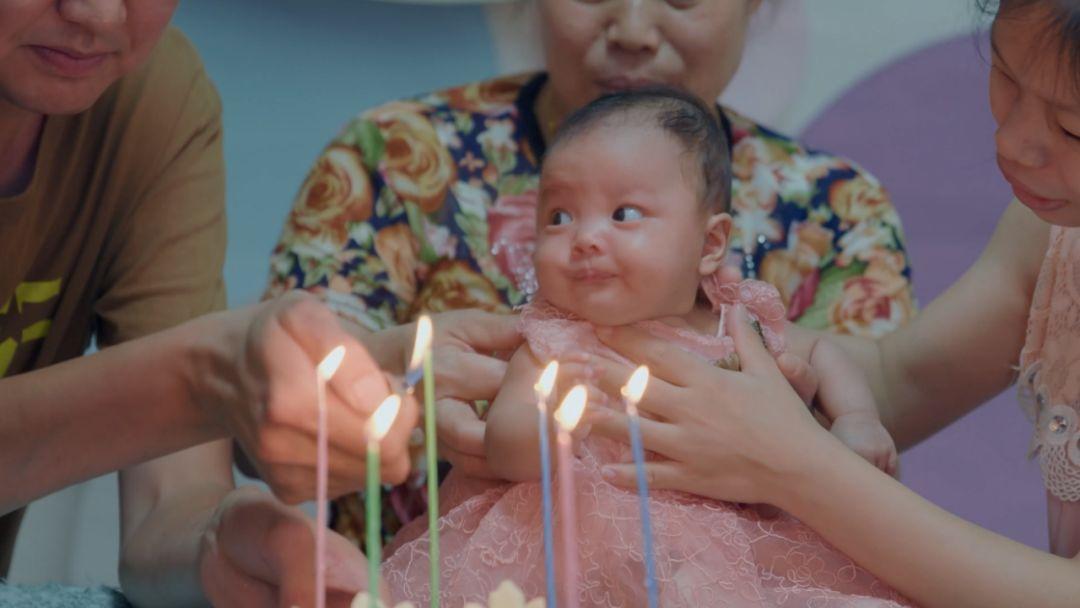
[265,0,915,546]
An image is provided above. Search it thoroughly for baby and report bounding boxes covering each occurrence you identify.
[382,88,907,607]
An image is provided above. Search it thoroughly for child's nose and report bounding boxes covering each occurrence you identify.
[571,221,605,258]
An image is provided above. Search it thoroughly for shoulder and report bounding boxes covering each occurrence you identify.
[83,28,221,190]
[334,72,537,166]
[360,72,533,125]
[723,106,903,242]
[723,107,894,216]
[313,72,541,215]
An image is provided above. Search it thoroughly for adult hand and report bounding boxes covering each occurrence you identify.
[198,486,371,608]
[393,310,522,480]
[197,291,419,504]
[585,304,831,505]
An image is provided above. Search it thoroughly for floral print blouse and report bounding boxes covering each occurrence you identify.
[265,72,915,546]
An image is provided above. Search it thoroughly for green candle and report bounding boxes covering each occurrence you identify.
[366,441,381,604]
[420,316,440,607]
[365,395,402,606]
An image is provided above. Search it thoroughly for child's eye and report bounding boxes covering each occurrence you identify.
[549,209,573,226]
[612,205,644,222]
[1062,127,1080,143]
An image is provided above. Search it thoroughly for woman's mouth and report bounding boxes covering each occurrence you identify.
[1005,176,1068,213]
[28,45,111,78]
[595,75,664,93]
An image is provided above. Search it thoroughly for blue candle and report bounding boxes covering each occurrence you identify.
[622,366,658,608]
[535,362,560,608]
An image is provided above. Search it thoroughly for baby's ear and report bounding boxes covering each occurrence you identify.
[699,212,732,276]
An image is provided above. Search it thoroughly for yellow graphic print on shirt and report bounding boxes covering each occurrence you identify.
[0,278,62,377]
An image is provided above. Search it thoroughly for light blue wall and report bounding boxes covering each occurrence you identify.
[172,0,499,306]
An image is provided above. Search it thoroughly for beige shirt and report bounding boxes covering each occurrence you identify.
[0,27,226,572]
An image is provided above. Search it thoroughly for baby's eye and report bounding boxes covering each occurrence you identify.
[612,205,644,222]
[549,209,573,226]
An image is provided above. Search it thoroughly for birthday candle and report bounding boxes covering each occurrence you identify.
[408,316,440,607]
[621,366,657,608]
[534,362,560,608]
[365,395,403,606]
[553,386,587,608]
[315,346,346,608]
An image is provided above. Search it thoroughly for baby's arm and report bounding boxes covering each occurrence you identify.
[484,344,550,483]
[804,333,898,475]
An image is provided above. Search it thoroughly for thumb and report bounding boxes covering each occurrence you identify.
[454,310,523,353]
[727,304,776,375]
[323,530,371,594]
[776,352,819,407]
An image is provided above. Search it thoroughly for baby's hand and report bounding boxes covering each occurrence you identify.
[829,412,898,477]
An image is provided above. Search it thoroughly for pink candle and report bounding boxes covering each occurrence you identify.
[554,385,587,608]
[315,346,346,608]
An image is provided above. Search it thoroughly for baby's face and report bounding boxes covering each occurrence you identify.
[535,124,716,325]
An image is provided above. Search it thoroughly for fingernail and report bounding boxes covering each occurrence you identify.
[600,467,615,481]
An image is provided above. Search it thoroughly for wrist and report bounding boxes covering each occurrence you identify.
[183,307,252,436]
[766,424,849,513]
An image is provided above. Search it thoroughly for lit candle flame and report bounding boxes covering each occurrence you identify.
[318,345,346,381]
[621,365,650,406]
[368,395,402,441]
[535,361,559,400]
[407,316,433,372]
[554,385,588,431]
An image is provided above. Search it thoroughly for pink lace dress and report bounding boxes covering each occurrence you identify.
[1017,226,1080,558]
[380,283,913,607]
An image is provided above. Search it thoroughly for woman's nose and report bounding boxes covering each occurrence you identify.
[605,0,662,56]
[58,0,128,30]
[995,97,1050,169]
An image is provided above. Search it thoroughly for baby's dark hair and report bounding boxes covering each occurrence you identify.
[979,0,1080,94]
[547,86,732,212]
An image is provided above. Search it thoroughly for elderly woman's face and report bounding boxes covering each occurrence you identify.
[0,0,177,115]
[538,0,761,113]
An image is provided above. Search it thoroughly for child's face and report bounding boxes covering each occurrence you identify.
[535,124,728,326]
[990,5,1080,226]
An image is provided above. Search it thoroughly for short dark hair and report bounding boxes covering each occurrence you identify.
[547,86,732,212]
[978,0,1080,95]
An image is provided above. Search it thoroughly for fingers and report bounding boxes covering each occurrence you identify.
[436,399,500,479]
[274,292,385,417]
[321,529,370,595]
[776,352,819,407]
[436,398,485,457]
[564,357,680,421]
[716,265,744,284]
[435,350,509,402]
[446,310,523,353]
[438,445,498,479]
[595,324,711,388]
[599,461,686,493]
[887,451,900,479]
[199,527,276,608]
[727,304,779,376]
[585,407,680,458]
